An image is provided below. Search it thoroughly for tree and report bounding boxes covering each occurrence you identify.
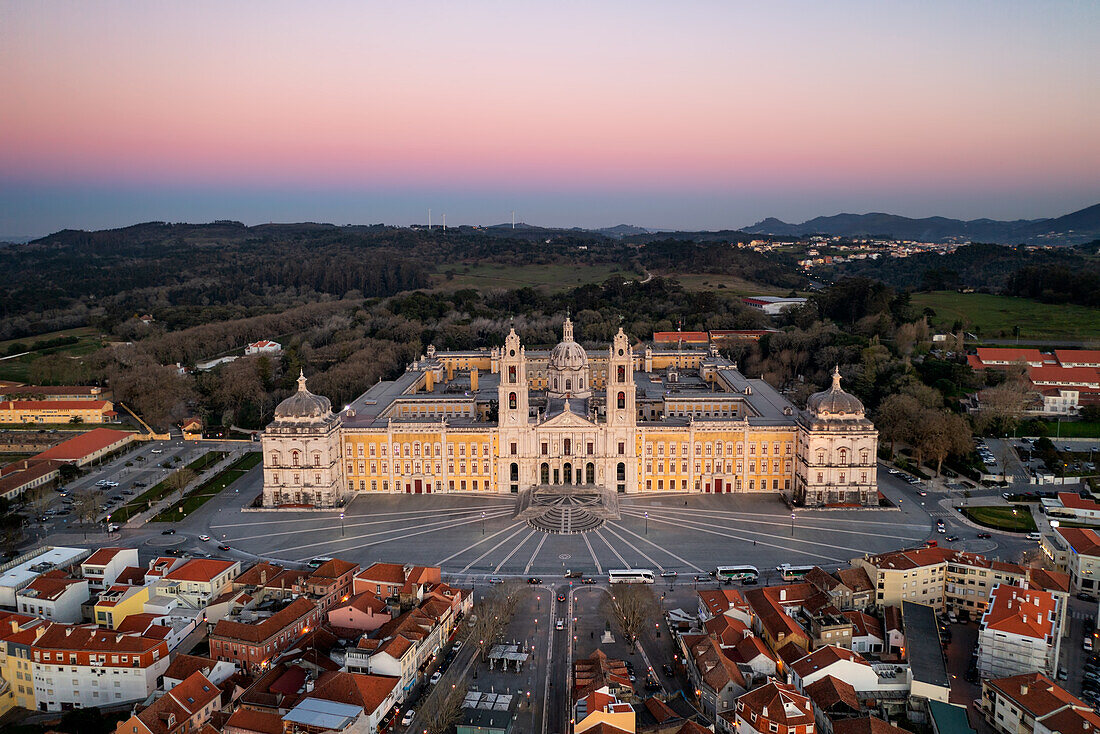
[917,410,973,476]
[23,484,51,517]
[71,490,105,526]
[875,394,922,458]
[600,584,659,648]
[168,467,197,496]
[420,679,468,734]
[976,380,1032,435]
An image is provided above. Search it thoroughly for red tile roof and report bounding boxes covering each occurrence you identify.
[832,718,908,734]
[1029,365,1100,386]
[83,547,129,566]
[1056,350,1100,365]
[1057,494,1100,513]
[19,574,84,602]
[791,645,870,679]
[975,347,1047,364]
[357,562,406,585]
[736,682,813,726]
[33,428,134,462]
[987,672,1091,719]
[982,586,1057,640]
[310,671,400,714]
[0,399,109,411]
[804,675,860,712]
[224,707,284,734]
[164,558,236,583]
[212,597,316,644]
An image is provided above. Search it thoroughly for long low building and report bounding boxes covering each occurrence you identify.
[261,319,878,508]
[29,428,135,466]
[0,400,117,424]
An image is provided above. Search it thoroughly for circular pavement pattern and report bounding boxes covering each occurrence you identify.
[207,493,934,578]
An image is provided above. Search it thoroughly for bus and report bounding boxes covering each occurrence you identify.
[715,565,759,584]
[306,557,333,569]
[777,564,814,581]
[608,569,655,584]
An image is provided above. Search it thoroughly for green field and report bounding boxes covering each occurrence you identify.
[658,272,794,295]
[0,327,104,383]
[152,452,261,521]
[912,291,1100,341]
[1023,421,1100,439]
[432,262,642,291]
[959,504,1037,532]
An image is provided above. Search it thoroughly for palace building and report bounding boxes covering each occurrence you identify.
[261,319,877,508]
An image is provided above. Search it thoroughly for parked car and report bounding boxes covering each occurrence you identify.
[218,544,231,551]
[429,671,442,685]
[161,528,176,535]
[977,532,992,539]
[400,709,414,727]
[488,577,503,585]
[199,534,211,541]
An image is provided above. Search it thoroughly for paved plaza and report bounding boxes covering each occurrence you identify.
[197,469,935,578]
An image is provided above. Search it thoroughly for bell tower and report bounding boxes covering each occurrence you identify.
[498,327,529,425]
[606,328,636,427]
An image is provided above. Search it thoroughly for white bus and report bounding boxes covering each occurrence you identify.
[777,563,815,581]
[608,569,655,584]
[307,556,333,569]
[715,565,759,583]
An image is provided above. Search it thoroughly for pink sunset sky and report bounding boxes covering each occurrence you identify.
[1,1,1098,234]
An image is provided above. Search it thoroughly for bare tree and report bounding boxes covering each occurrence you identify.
[23,485,52,517]
[976,380,1032,436]
[600,585,659,648]
[917,410,973,476]
[420,679,468,734]
[167,467,197,496]
[71,490,105,526]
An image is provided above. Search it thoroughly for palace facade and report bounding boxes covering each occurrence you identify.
[261,320,878,508]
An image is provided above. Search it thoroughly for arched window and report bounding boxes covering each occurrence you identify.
[508,392,517,410]
[540,463,550,484]
[586,463,595,484]
[838,448,848,465]
[617,365,625,382]
[566,379,572,391]
[563,463,573,484]
[510,463,519,482]
[616,462,626,481]
[617,391,625,409]
[291,451,300,467]
[508,365,516,382]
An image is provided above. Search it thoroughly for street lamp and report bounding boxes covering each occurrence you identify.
[482,511,486,535]
[340,512,345,537]
[790,512,795,536]
[645,511,649,535]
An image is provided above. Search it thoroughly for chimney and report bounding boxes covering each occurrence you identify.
[1021,684,1028,696]
[306,680,314,692]
[260,569,267,585]
[470,368,478,392]
[779,589,786,602]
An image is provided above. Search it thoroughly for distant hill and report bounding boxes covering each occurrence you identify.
[742,202,1100,245]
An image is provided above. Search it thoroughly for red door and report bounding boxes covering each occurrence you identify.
[414,479,422,494]
[705,482,711,493]
[715,478,723,494]
[405,483,411,494]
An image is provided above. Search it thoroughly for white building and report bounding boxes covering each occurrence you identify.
[30,624,170,712]
[153,558,240,610]
[0,546,90,608]
[742,296,808,315]
[725,681,814,734]
[245,340,283,356]
[981,672,1100,734]
[16,574,89,623]
[80,547,139,593]
[977,585,1061,679]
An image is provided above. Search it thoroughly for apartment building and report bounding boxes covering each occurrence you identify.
[977,586,1062,679]
[15,573,88,623]
[1043,527,1100,597]
[981,672,1100,734]
[725,681,814,734]
[30,624,170,712]
[114,670,221,734]
[154,558,240,610]
[209,597,320,673]
[80,547,139,593]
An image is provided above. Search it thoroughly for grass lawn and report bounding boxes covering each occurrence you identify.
[912,291,1100,341]
[109,451,228,523]
[1025,421,1100,439]
[431,262,641,291]
[959,504,1037,532]
[0,327,105,382]
[660,272,795,296]
[152,452,260,522]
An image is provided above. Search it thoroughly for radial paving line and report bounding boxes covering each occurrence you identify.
[435,520,527,566]
[492,529,538,574]
[243,508,512,548]
[226,507,513,543]
[593,528,630,567]
[274,510,513,560]
[582,532,603,574]
[599,524,664,572]
[209,503,514,530]
[637,505,928,542]
[460,524,533,573]
[622,510,850,563]
[621,501,929,529]
[522,533,549,575]
[621,507,893,557]
[605,521,705,574]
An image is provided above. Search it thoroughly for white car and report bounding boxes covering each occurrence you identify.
[429,671,442,685]
[199,534,211,541]
[555,619,564,630]
[401,709,414,726]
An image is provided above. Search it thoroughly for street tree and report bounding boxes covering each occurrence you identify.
[420,679,468,734]
[600,584,658,648]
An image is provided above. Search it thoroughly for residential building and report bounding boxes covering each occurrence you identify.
[977,586,1061,679]
[742,296,808,315]
[30,428,135,466]
[30,623,170,712]
[162,653,236,689]
[724,681,814,734]
[680,633,746,720]
[209,597,320,672]
[1043,527,1100,596]
[114,670,221,734]
[327,592,391,633]
[81,547,140,592]
[283,671,400,734]
[260,321,878,508]
[246,340,283,355]
[0,614,48,713]
[93,584,151,628]
[573,650,634,734]
[154,558,240,610]
[981,672,1100,734]
[0,460,64,503]
[1047,494,1100,527]
[15,572,88,623]
[0,546,91,607]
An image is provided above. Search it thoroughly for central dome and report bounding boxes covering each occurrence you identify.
[548,318,589,371]
[274,371,333,420]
